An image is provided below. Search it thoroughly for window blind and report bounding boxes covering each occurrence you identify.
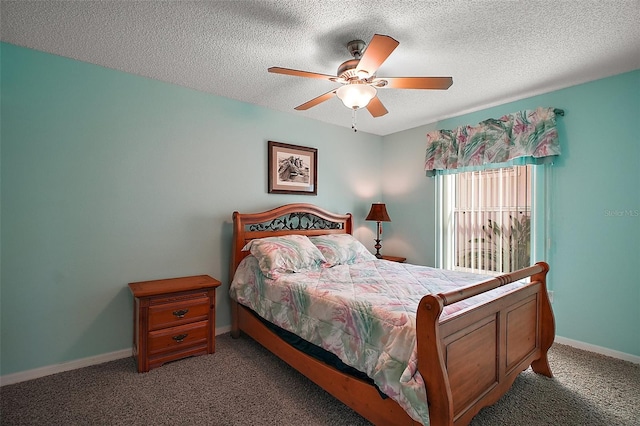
[453,165,531,274]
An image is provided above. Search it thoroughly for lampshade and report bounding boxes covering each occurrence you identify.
[365,203,391,222]
[336,83,377,109]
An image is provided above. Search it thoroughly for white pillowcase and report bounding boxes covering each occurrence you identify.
[309,234,376,265]
[242,235,327,278]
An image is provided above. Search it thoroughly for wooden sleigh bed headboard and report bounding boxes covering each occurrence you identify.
[229,203,555,426]
[230,203,352,282]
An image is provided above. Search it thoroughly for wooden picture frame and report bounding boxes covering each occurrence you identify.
[268,141,317,195]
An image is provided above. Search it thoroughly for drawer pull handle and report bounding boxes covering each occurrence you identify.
[172,309,189,318]
[172,334,188,343]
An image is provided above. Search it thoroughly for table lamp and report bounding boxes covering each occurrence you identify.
[365,203,391,258]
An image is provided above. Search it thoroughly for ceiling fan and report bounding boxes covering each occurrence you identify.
[268,34,453,121]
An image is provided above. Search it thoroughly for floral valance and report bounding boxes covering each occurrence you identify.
[425,107,561,176]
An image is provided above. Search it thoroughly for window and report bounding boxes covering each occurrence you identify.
[426,108,561,274]
[437,165,536,275]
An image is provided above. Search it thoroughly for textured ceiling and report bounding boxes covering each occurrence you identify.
[2,1,639,135]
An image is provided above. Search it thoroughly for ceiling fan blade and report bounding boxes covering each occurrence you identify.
[294,89,337,110]
[268,67,335,81]
[366,96,388,117]
[355,34,399,77]
[381,77,453,90]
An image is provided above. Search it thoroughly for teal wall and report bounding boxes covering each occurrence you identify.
[382,70,640,357]
[0,43,383,375]
[2,42,638,377]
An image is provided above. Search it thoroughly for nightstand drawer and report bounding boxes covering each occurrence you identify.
[148,297,209,330]
[148,320,209,355]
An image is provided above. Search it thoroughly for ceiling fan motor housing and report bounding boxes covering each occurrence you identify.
[337,59,360,80]
[337,39,367,80]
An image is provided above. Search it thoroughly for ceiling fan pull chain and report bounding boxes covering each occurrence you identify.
[352,108,358,132]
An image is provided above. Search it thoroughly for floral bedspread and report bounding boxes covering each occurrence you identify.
[229,257,526,425]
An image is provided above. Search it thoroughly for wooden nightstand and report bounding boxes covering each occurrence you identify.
[128,275,221,373]
[381,255,406,263]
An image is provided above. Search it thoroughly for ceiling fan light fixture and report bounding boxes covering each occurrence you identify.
[336,84,377,109]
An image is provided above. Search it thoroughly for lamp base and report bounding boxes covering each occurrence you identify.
[374,238,382,258]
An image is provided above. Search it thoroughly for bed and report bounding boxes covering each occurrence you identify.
[229,203,555,425]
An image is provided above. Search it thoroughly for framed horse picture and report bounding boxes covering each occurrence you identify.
[268,141,317,195]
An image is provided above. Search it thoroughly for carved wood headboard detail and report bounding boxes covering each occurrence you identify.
[230,203,353,282]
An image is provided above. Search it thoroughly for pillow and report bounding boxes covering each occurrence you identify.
[242,235,327,278]
[309,234,376,265]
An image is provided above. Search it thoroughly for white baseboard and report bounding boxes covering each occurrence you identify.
[216,325,231,334]
[0,326,233,386]
[2,329,635,386]
[0,348,133,386]
[554,336,640,364]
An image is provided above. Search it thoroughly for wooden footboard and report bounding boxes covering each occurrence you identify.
[416,262,554,425]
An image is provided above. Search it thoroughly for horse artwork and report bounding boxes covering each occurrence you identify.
[278,155,309,184]
[268,141,317,195]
